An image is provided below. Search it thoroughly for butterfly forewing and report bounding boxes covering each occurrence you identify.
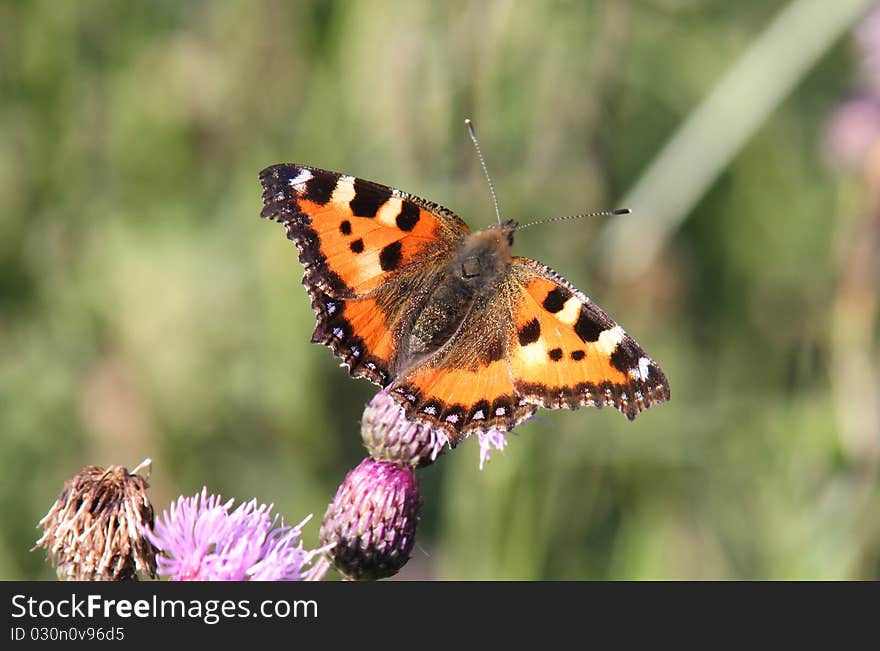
[260,163,469,387]
[260,164,469,298]
[508,257,670,419]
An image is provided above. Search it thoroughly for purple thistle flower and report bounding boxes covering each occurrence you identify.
[145,488,330,581]
[477,428,510,469]
[320,458,420,581]
[361,390,511,469]
[361,390,448,467]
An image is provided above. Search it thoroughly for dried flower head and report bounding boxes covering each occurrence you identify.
[145,488,329,581]
[34,461,157,581]
[320,457,421,581]
[361,390,448,467]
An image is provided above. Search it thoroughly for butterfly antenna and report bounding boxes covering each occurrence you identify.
[465,118,503,225]
[516,208,631,231]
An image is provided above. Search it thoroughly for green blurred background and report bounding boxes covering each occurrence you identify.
[3,0,879,580]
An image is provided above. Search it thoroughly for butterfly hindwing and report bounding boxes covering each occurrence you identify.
[308,290,396,386]
[388,281,537,438]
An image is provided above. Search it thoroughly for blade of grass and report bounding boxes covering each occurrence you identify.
[598,0,874,280]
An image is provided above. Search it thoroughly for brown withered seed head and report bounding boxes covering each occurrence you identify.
[34,463,157,581]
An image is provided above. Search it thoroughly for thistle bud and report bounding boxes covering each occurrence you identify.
[34,462,157,581]
[320,457,420,581]
[361,390,447,467]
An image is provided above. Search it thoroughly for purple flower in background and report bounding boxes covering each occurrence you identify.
[825,95,880,170]
[825,3,880,171]
[145,488,329,581]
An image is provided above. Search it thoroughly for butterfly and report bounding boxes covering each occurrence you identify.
[259,161,669,445]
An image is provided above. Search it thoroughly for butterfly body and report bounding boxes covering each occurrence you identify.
[399,221,514,370]
[260,163,669,444]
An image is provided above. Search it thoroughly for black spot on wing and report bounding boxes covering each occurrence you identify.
[302,170,337,205]
[609,338,641,374]
[543,287,571,313]
[350,238,364,254]
[340,220,352,235]
[517,318,541,346]
[396,201,420,231]
[574,307,604,343]
[350,178,391,217]
[571,350,585,361]
[548,348,563,361]
[379,241,403,271]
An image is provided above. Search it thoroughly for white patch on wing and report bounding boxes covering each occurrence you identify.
[595,326,625,356]
[350,252,383,283]
[290,168,313,187]
[518,339,548,367]
[375,196,403,228]
[331,175,356,206]
[555,297,583,326]
[638,356,651,380]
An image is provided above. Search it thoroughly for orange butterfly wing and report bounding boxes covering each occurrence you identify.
[507,257,670,420]
[391,360,534,437]
[388,257,669,443]
[260,164,469,385]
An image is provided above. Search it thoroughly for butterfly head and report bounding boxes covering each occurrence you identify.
[454,219,517,288]
[486,218,517,246]
[501,219,518,245]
